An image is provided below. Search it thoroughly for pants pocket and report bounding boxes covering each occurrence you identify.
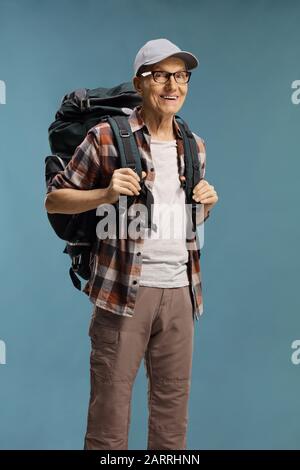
[90,326,120,383]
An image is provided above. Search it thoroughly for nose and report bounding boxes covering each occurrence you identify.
[165,74,177,90]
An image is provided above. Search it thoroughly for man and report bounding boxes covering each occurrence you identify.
[45,38,218,450]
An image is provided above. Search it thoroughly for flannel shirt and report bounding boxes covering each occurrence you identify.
[46,105,210,320]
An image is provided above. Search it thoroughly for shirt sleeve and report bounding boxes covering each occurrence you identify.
[46,128,101,194]
[192,132,210,225]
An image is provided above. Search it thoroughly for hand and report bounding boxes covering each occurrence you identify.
[106,168,147,205]
[192,179,219,211]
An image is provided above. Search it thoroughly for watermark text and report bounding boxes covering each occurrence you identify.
[0,80,6,104]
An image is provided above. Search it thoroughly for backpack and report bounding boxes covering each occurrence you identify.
[45,81,202,291]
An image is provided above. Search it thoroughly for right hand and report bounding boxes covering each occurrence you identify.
[106,168,147,205]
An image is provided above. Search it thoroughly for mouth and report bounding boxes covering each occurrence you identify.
[159,95,179,102]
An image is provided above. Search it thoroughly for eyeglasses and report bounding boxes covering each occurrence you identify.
[139,70,191,84]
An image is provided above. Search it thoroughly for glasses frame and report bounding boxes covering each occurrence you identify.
[139,70,192,84]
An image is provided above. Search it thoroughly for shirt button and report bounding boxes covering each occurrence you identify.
[133,280,137,285]
[150,167,154,172]
[137,252,141,256]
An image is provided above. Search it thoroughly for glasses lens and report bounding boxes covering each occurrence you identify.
[175,71,190,83]
[153,71,169,83]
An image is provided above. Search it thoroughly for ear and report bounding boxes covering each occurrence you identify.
[133,76,142,95]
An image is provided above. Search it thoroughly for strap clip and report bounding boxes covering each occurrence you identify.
[119,129,130,137]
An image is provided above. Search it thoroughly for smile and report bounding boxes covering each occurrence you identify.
[160,95,179,102]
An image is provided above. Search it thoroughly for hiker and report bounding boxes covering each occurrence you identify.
[44,38,218,450]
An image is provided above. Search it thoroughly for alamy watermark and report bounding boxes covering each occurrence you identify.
[0,339,6,365]
[291,80,300,105]
[0,80,6,104]
[291,340,300,365]
[95,197,206,249]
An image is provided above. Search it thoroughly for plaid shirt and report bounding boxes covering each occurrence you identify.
[47,105,210,321]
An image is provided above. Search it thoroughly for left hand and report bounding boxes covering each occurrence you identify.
[192,179,219,211]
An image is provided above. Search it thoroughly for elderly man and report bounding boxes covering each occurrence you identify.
[45,38,218,450]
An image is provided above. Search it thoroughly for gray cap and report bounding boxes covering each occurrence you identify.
[133,38,199,76]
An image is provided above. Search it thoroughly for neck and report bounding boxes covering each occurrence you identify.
[140,106,176,140]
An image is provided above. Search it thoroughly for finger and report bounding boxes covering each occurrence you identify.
[193,191,215,202]
[116,185,136,196]
[198,185,215,197]
[193,188,213,200]
[115,174,141,191]
[200,197,215,204]
[199,188,214,197]
[118,181,140,195]
[116,168,140,182]
[193,180,208,193]
[200,193,216,202]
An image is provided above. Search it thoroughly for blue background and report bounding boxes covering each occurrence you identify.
[0,0,299,449]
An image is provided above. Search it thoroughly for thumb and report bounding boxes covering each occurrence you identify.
[141,171,147,179]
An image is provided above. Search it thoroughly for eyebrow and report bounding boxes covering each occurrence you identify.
[151,68,187,72]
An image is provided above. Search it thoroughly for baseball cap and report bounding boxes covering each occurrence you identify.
[133,38,199,76]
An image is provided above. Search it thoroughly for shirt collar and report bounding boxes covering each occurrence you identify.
[128,105,183,139]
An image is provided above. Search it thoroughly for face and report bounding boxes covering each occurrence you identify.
[133,57,188,117]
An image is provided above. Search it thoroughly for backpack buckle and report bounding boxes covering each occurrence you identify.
[72,254,82,272]
[119,129,130,137]
[80,98,90,111]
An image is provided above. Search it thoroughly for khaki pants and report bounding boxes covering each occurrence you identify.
[84,285,195,450]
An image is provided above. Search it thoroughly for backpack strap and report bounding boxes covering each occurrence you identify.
[175,116,202,195]
[108,116,143,178]
[175,116,203,236]
[103,115,156,234]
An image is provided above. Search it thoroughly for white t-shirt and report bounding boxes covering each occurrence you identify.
[139,138,189,288]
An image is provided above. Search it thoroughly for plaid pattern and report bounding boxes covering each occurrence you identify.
[47,105,209,320]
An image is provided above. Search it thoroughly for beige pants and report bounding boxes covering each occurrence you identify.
[84,285,195,450]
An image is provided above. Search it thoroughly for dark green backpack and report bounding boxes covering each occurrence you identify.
[45,81,202,290]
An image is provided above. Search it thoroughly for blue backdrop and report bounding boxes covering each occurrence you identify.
[0,0,299,450]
